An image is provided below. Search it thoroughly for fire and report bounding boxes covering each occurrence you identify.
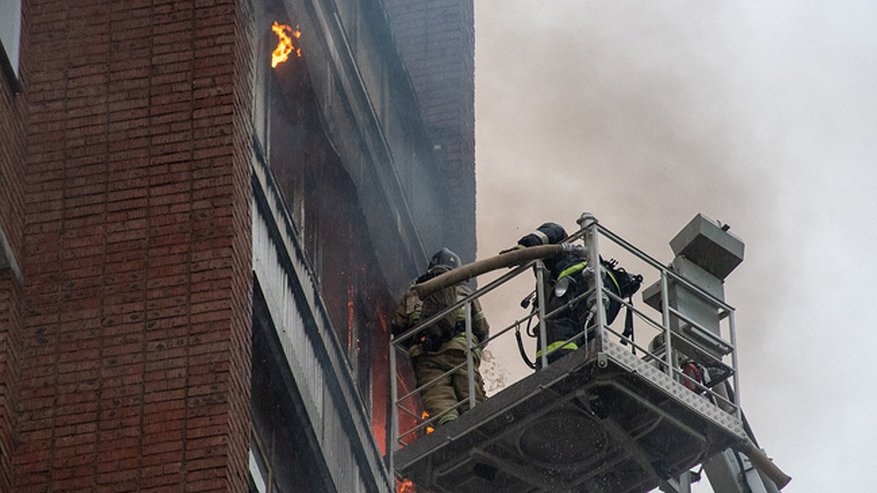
[271,21,302,68]
[397,479,416,493]
[421,411,434,435]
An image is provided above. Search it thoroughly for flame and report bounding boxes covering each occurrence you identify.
[421,411,435,435]
[397,479,416,493]
[271,21,302,68]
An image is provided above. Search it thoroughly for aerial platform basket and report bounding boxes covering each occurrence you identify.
[389,213,778,493]
[393,336,746,493]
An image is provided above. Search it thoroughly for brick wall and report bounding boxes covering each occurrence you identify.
[0,271,21,493]
[0,3,27,490]
[382,0,477,262]
[15,0,253,490]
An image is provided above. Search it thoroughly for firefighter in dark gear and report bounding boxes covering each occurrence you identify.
[514,222,636,364]
[393,248,490,426]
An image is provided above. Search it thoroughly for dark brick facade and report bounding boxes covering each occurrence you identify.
[6,1,254,490]
[382,0,477,262]
[0,0,476,490]
[0,4,26,491]
[0,271,21,492]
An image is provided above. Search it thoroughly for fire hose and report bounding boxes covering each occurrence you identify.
[411,244,574,298]
[719,383,792,489]
[733,440,792,489]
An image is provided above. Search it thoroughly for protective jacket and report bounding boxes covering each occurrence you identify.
[393,265,490,425]
[516,222,624,363]
[393,265,489,358]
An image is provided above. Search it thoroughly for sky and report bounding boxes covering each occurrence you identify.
[473,2,877,492]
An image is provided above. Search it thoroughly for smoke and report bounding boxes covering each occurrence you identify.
[478,3,766,238]
[475,1,877,491]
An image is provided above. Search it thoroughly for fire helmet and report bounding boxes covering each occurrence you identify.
[518,222,568,247]
[428,247,462,270]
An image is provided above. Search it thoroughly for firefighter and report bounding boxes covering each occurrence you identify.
[513,222,638,364]
[513,222,587,364]
[393,248,490,426]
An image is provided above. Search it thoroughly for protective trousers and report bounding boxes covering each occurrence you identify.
[413,348,485,425]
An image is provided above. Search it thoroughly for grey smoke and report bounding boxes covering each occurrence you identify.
[475,2,877,491]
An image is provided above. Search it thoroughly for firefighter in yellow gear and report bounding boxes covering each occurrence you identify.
[393,248,490,426]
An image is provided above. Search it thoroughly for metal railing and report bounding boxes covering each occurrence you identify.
[388,214,743,474]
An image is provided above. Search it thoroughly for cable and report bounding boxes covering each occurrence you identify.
[514,322,537,370]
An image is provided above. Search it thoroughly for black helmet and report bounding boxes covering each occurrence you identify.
[518,222,568,247]
[428,247,462,270]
